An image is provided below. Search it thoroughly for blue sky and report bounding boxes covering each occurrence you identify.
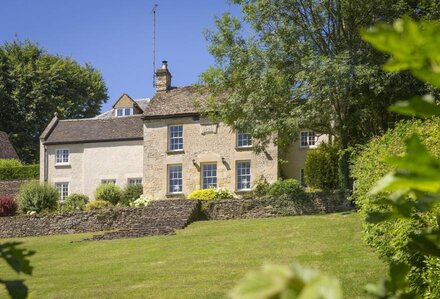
[0,0,241,112]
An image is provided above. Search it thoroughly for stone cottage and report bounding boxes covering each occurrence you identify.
[40,61,326,200]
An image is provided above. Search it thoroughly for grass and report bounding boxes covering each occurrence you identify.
[0,212,385,298]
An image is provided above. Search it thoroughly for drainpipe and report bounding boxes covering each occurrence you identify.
[44,145,48,182]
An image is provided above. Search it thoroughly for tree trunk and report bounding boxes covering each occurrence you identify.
[338,132,351,191]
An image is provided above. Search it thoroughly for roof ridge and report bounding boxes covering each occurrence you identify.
[59,115,142,122]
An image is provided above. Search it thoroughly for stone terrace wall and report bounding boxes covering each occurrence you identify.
[0,199,199,238]
[202,192,354,220]
[0,180,32,198]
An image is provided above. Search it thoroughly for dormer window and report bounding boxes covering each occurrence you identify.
[115,108,133,117]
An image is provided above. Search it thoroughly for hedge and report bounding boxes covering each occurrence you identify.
[351,118,440,297]
[0,164,39,180]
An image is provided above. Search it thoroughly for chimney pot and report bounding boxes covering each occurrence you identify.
[155,60,172,93]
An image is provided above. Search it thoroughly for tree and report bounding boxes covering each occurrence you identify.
[201,0,440,189]
[0,40,108,163]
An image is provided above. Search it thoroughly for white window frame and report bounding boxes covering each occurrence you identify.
[201,163,217,189]
[168,125,183,151]
[300,131,317,148]
[55,182,69,201]
[101,179,116,184]
[236,130,252,148]
[236,161,251,191]
[55,149,70,165]
[115,107,133,117]
[168,164,183,194]
[128,178,143,185]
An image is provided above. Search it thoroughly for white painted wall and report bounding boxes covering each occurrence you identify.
[41,140,143,199]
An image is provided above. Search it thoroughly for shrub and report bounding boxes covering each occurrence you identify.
[17,181,59,213]
[94,183,123,205]
[253,176,270,198]
[121,184,143,206]
[0,159,22,168]
[0,163,39,180]
[304,142,339,189]
[215,188,235,200]
[267,179,303,200]
[60,193,89,213]
[352,118,440,296]
[187,189,217,201]
[85,200,113,211]
[129,195,153,207]
[0,196,18,217]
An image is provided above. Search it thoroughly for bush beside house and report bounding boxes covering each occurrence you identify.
[0,159,39,180]
[0,196,18,216]
[94,183,123,205]
[304,142,339,189]
[352,118,440,297]
[17,181,59,213]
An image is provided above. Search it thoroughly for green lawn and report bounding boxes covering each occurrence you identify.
[0,212,385,298]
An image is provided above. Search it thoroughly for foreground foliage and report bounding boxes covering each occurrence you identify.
[0,242,34,299]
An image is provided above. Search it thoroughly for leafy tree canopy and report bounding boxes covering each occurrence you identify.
[201,0,440,188]
[0,40,108,162]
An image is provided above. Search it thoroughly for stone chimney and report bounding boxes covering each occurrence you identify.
[155,60,172,92]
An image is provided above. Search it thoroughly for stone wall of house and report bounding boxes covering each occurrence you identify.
[201,192,354,220]
[143,117,278,199]
[0,180,32,198]
[0,199,199,238]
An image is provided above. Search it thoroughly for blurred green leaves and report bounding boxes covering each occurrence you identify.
[229,264,342,299]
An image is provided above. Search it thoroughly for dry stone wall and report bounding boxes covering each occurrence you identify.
[201,192,354,220]
[0,199,199,238]
[0,180,32,198]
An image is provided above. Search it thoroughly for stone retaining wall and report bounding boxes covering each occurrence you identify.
[0,180,33,198]
[202,192,354,220]
[0,199,199,238]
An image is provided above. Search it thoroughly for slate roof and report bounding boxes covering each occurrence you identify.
[40,115,143,145]
[0,131,19,160]
[142,86,209,119]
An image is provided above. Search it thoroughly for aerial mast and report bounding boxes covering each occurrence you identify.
[152,4,158,88]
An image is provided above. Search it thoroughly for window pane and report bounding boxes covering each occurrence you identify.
[128,178,142,185]
[168,165,182,193]
[169,125,183,151]
[117,109,123,116]
[237,130,252,147]
[124,108,132,116]
[56,149,69,164]
[237,161,251,190]
[202,163,217,189]
[300,132,316,147]
[55,182,69,201]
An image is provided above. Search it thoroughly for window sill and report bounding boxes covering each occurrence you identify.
[167,150,184,155]
[166,192,184,198]
[299,145,317,149]
[235,189,252,193]
[54,163,71,168]
[235,146,253,151]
